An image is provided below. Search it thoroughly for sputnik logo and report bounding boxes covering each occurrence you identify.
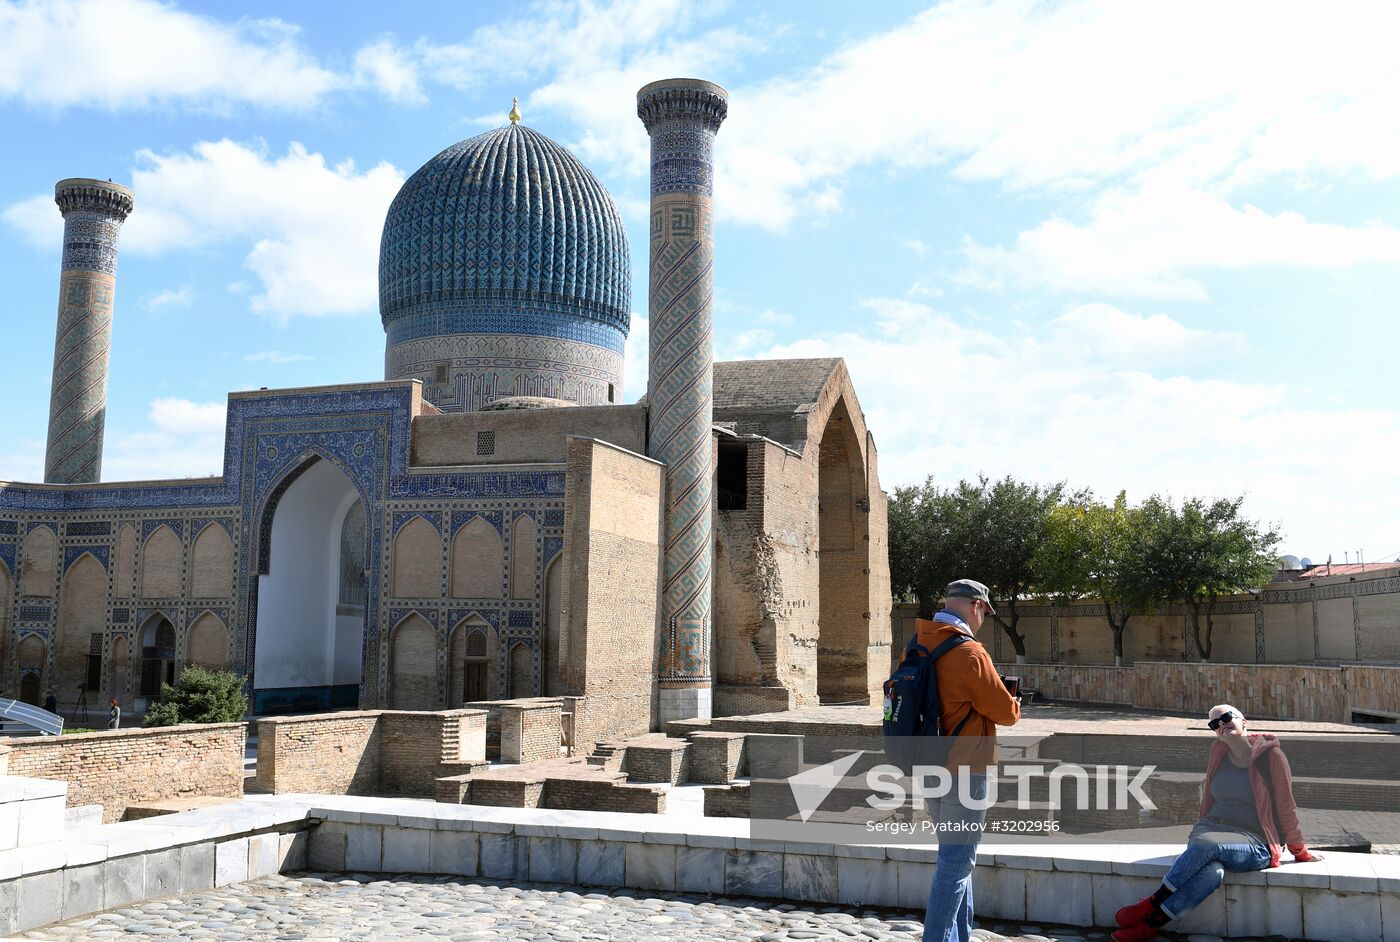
[787,750,865,823]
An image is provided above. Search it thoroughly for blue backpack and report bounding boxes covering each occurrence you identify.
[882,632,973,770]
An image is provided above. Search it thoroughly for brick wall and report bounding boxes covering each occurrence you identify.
[560,437,662,748]
[6,722,244,823]
[620,739,689,784]
[256,712,380,795]
[542,777,665,813]
[1015,664,1134,705]
[499,701,563,764]
[687,732,745,784]
[1347,665,1400,720]
[256,709,487,797]
[1134,662,1348,721]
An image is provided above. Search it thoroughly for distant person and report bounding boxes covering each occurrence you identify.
[1111,703,1321,941]
[108,698,122,730]
[43,690,58,715]
[916,579,1021,942]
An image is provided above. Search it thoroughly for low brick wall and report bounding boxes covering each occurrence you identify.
[256,710,486,798]
[687,732,746,784]
[1134,663,1348,722]
[5,722,244,823]
[1345,665,1400,720]
[256,713,380,795]
[500,701,563,764]
[542,777,665,814]
[1017,662,1400,724]
[620,738,689,784]
[1015,664,1133,705]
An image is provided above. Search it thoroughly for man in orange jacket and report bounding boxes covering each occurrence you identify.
[917,579,1021,942]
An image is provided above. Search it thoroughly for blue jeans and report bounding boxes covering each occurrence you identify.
[1159,823,1270,921]
[923,773,989,942]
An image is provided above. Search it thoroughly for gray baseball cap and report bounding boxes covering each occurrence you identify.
[945,578,996,615]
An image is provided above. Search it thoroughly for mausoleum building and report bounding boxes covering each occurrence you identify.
[0,80,892,743]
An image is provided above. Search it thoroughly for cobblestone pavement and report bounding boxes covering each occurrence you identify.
[21,873,1276,942]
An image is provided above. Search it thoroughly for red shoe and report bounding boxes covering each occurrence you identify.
[1114,897,1156,927]
[1112,924,1160,942]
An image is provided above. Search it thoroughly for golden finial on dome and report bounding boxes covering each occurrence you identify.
[508,97,521,124]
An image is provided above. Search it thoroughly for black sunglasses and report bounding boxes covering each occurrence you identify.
[1207,710,1237,730]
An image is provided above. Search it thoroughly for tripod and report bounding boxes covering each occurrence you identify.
[73,684,89,721]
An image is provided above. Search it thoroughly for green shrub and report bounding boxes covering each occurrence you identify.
[143,666,248,727]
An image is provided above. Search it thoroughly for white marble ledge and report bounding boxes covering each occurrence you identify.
[0,776,67,803]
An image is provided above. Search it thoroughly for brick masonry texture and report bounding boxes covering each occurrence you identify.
[5,722,244,823]
[1006,662,1400,724]
[256,709,486,798]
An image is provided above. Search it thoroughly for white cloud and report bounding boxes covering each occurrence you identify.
[750,299,1398,556]
[757,310,795,327]
[244,351,312,364]
[901,239,928,258]
[353,37,425,105]
[145,284,194,310]
[102,397,226,481]
[961,178,1400,298]
[4,140,406,318]
[0,0,340,111]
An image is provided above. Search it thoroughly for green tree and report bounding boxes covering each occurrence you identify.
[1138,495,1280,662]
[1036,493,1155,666]
[143,666,248,727]
[889,475,1069,660]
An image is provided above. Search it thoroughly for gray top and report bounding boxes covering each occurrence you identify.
[1204,760,1263,837]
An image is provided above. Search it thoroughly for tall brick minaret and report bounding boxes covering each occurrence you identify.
[44,178,134,484]
[637,78,728,723]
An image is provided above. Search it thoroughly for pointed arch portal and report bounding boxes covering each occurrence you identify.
[253,457,366,713]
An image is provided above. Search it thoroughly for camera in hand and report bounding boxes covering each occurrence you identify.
[1000,674,1021,698]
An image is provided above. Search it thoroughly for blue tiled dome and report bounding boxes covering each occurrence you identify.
[378,123,631,336]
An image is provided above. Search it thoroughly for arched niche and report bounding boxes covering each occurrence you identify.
[449,615,496,704]
[816,396,872,705]
[507,641,533,698]
[186,612,229,670]
[392,516,441,599]
[138,613,177,699]
[17,635,46,705]
[388,613,437,710]
[450,517,503,599]
[55,553,106,704]
[189,524,233,598]
[543,554,563,696]
[140,526,182,599]
[20,526,56,597]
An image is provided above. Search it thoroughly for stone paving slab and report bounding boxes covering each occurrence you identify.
[11,872,1297,942]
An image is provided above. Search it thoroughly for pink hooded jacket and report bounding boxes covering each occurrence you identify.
[1200,733,1313,868]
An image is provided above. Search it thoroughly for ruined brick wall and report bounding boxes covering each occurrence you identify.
[6,722,244,823]
[542,777,665,813]
[560,437,662,747]
[256,712,381,795]
[499,702,562,764]
[257,709,487,797]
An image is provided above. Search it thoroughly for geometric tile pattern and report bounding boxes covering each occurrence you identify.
[379,122,631,413]
[638,80,728,686]
[43,180,133,485]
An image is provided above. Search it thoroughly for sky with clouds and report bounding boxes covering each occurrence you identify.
[1,0,1397,564]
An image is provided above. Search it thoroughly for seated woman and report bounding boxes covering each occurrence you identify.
[1112,703,1322,942]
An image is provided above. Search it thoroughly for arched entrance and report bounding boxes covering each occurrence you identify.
[450,615,495,704]
[138,614,177,701]
[816,397,873,704]
[253,457,367,713]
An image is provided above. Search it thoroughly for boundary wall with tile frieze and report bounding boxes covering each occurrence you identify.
[255,709,486,798]
[3,722,244,823]
[894,570,1400,669]
[1011,662,1400,723]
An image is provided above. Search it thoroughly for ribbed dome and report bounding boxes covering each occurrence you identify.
[378,123,631,334]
